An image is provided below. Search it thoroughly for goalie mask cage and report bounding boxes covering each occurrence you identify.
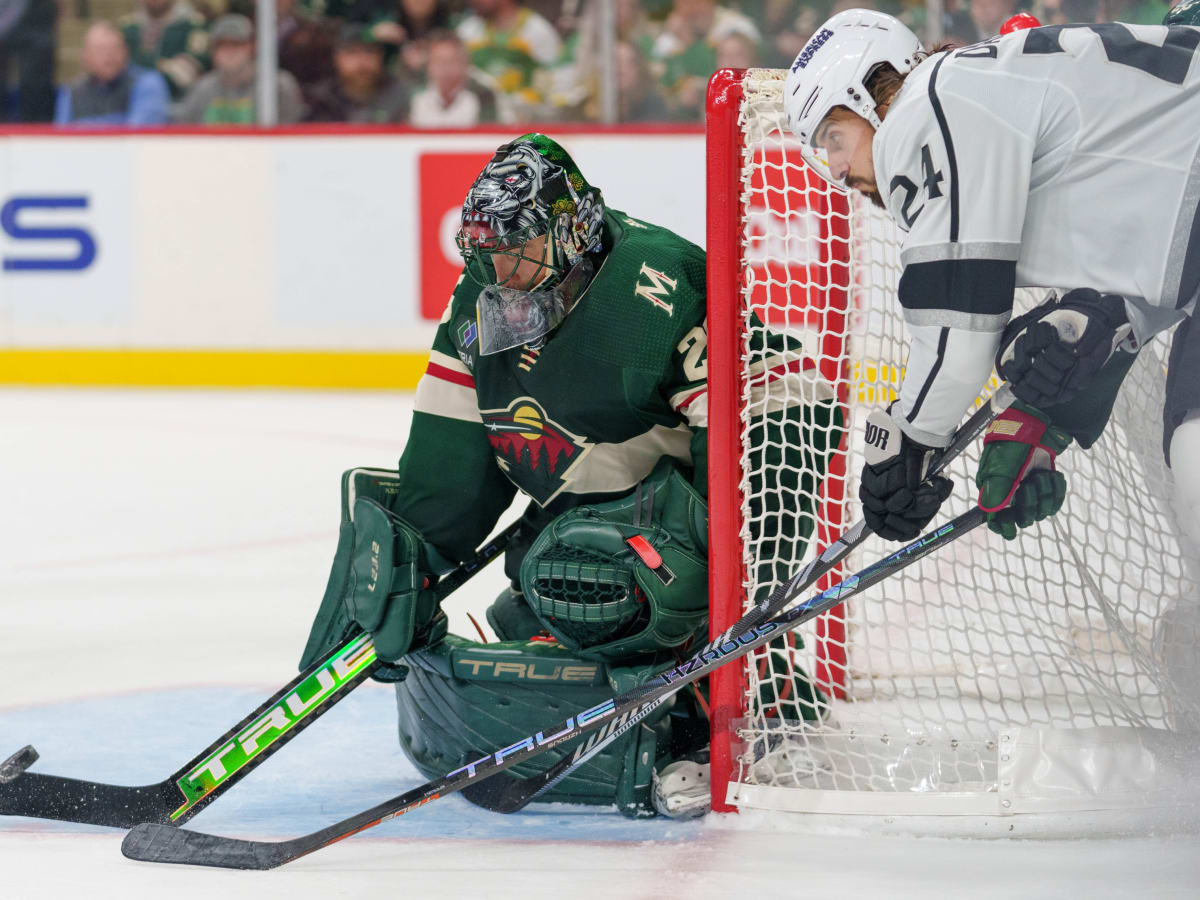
[706,68,1200,836]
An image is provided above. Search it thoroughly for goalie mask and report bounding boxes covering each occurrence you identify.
[784,9,922,191]
[457,134,606,355]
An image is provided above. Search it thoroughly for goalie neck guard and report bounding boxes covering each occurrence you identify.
[784,9,922,191]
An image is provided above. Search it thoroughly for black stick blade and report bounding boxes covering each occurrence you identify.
[122,823,288,870]
[0,772,180,826]
[0,746,38,784]
[458,769,543,814]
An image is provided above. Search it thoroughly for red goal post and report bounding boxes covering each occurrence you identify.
[707,67,857,813]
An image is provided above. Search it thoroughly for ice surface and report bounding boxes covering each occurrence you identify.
[1,388,1197,899]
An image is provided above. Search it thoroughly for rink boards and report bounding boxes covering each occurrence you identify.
[0,129,703,386]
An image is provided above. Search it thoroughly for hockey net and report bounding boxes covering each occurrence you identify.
[706,68,1200,836]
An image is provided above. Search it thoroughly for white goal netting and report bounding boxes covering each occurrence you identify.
[720,69,1200,835]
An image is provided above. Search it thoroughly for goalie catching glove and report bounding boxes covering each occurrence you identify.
[519,457,709,662]
[859,407,954,542]
[299,468,451,680]
[975,401,1072,540]
[997,288,1135,409]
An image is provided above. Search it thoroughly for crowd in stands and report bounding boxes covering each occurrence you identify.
[0,0,1181,127]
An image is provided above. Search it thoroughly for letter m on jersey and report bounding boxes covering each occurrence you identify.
[634,263,678,315]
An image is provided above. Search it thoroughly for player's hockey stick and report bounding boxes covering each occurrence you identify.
[0,522,518,829]
[462,383,1017,813]
[121,504,988,870]
[0,747,38,784]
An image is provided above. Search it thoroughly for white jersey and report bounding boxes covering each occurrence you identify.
[873,23,1200,445]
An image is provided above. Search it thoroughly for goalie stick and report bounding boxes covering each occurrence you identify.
[462,383,1017,813]
[0,521,518,828]
[121,504,989,870]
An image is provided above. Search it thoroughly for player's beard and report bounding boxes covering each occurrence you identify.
[848,176,883,210]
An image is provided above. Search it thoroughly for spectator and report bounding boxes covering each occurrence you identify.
[714,31,757,70]
[173,14,305,124]
[940,12,980,47]
[652,0,760,120]
[391,0,455,80]
[1040,0,1073,22]
[321,0,451,75]
[0,0,57,121]
[410,29,501,126]
[456,0,562,116]
[329,0,455,77]
[120,0,209,100]
[277,0,310,47]
[279,5,338,102]
[653,0,760,59]
[764,1,817,69]
[614,40,670,122]
[552,0,660,120]
[613,0,661,56]
[305,26,410,122]
[968,0,1016,38]
[1042,0,1170,22]
[56,21,170,126]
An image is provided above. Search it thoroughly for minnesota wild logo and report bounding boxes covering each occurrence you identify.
[481,397,590,505]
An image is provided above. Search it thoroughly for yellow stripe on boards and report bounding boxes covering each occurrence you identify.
[0,349,429,390]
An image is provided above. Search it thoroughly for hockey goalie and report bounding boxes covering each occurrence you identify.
[296,134,842,819]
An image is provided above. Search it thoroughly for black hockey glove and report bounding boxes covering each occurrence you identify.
[858,407,954,542]
[996,288,1134,408]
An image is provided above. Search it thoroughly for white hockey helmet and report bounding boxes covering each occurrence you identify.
[785,9,923,190]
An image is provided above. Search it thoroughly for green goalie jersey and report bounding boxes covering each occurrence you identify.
[393,209,710,563]
[393,207,839,587]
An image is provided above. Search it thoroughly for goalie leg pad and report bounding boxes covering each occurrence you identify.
[394,633,674,816]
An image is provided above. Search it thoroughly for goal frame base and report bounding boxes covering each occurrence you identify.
[723,801,1200,840]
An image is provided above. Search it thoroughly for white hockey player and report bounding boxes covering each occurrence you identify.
[782,10,1200,573]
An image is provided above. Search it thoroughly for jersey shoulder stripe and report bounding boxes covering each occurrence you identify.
[898,258,1015,321]
[415,350,480,423]
[925,53,960,242]
[427,359,475,389]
